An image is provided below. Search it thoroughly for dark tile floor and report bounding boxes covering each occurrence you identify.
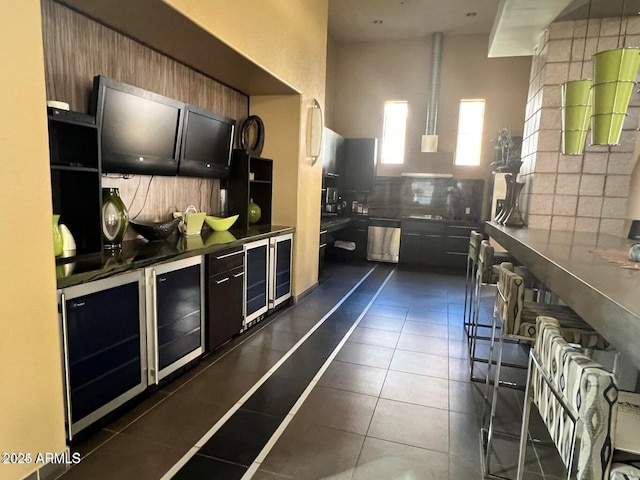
[56,261,565,480]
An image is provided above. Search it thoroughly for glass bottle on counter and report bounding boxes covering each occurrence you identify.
[102,187,129,250]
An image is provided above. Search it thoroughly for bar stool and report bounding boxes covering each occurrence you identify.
[463,230,483,335]
[481,263,610,478]
[517,316,640,480]
[468,241,538,382]
[465,234,516,339]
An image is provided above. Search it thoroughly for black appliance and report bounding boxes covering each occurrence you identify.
[178,104,235,178]
[91,75,184,176]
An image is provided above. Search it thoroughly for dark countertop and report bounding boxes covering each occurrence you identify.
[485,221,640,369]
[56,224,294,289]
[320,216,353,233]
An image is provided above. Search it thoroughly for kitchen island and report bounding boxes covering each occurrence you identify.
[486,221,640,370]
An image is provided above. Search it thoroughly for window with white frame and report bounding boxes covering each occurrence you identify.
[454,99,485,166]
[381,101,408,164]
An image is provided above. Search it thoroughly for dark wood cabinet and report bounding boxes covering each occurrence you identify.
[48,109,102,255]
[206,246,244,351]
[228,149,272,229]
[399,219,481,269]
[339,138,377,192]
[353,217,369,260]
[319,229,328,282]
[322,128,342,178]
[147,257,203,383]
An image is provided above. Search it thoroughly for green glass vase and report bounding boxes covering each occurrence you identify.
[53,214,63,257]
[102,187,129,249]
[248,198,261,224]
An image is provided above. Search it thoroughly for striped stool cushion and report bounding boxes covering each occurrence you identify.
[610,461,640,480]
[533,316,618,480]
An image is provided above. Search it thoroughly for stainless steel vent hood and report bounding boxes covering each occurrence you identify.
[421,32,443,153]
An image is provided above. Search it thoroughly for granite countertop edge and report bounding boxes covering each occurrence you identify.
[56,225,294,289]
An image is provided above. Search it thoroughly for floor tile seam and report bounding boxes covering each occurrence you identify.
[160,266,383,480]
[364,432,450,454]
[393,346,451,356]
[358,301,402,456]
[327,357,393,370]
[69,406,188,463]
[375,394,454,416]
[240,268,397,480]
[398,330,450,340]
[363,434,452,457]
[310,384,381,402]
[192,451,249,469]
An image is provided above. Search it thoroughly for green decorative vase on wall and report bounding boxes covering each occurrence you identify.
[248,198,261,224]
[53,214,63,257]
[102,187,129,249]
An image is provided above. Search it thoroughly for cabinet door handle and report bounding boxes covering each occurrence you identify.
[320,230,328,235]
[60,293,74,442]
[215,250,243,260]
[151,270,159,385]
[403,233,420,237]
[215,276,230,284]
[233,271,244,278]
[319,243,328,248]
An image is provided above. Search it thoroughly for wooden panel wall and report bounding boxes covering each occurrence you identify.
[41,0,249,232]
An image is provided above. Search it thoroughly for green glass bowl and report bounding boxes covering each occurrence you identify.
[204,214,239,232]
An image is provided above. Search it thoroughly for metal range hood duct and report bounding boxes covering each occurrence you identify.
[421,32,443,153]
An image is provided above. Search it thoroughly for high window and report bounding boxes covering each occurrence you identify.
[454,99,485,166]
[381,101,408,164]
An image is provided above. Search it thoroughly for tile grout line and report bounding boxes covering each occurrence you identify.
[159,265,381,480]
[241,267,397,480]
[354,292,408,473]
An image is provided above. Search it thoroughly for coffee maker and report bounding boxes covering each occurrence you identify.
[322,187,339,214]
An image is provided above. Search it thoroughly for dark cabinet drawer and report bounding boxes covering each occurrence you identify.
[444,235,469,254]
[401,220,445,234]
[208,246,244,272]
[445,224,482,236]
[207,265,244,350]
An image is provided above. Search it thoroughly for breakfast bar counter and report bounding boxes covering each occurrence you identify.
[485,221,640,370]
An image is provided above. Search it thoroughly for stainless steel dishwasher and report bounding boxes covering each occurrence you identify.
[367,218,401,263]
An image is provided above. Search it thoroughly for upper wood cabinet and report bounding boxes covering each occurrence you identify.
[322,128,344,178]
[339,138,378,193]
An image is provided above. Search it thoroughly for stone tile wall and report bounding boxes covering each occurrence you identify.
[519,17,640,236]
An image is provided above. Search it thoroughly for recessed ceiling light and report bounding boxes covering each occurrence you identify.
[373,19,383,24]
[466,12,477,17]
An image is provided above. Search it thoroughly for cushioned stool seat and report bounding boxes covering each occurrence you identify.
[481,264,611,479]
[517,317,637,480]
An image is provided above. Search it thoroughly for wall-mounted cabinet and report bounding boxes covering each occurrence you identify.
[228,150,273,230]
[48,109,102,256]
[339,138,377,193]
[322,128,343,179]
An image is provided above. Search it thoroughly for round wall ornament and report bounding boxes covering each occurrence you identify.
[240,115,265,157]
